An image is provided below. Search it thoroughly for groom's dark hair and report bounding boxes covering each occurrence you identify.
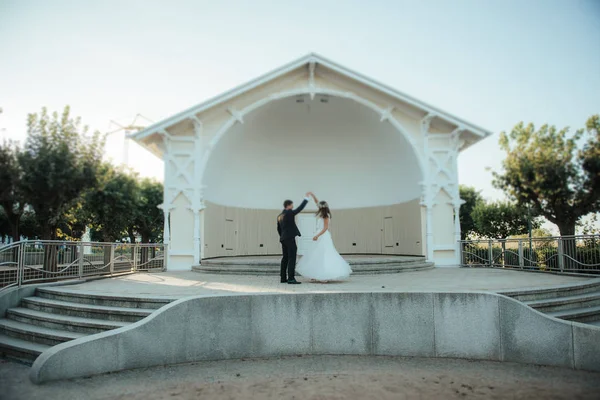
[283,200,293,208]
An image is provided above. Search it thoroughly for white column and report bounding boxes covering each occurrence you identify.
[454,204,462,264]
[426,206,434,261]
[190,117,205,265]
[420,115,435,263]
[451,130,465,265]
[420,182,434,262]
[191,209,201,264]
[454,205,461,243]
[163,209,171,246]
[190,193,206,265]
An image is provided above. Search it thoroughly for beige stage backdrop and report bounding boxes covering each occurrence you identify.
[203,200,422,258]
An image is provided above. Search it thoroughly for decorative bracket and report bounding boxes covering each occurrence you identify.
[227,107,244,124]
[157,203,176,212]
[380,107,394,122]
[420,113,436,135]
[189,116,203,138]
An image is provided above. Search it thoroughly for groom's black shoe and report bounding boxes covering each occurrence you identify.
[280,279,287,283]
[287,279,301,284]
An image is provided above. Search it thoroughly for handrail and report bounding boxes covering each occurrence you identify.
[460,235,600,273]
[0,240,167,291]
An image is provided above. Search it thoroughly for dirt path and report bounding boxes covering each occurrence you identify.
[2,356,599,400]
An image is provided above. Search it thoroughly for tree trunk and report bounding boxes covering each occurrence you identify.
[127,229,136,268]
[140,233,150,267]
[557,222,577,271]
[42,225,58,273]
[100,235,112,272]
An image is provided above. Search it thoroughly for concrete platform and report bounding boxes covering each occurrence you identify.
[41,268,592,299]
[193,255,433,275]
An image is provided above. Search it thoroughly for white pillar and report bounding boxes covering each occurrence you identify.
[190,118,205,265]
[163,209,171,246]
[454,204,462,264]
[426,206,434,261]
[420,182,434,262]
[192,210,201,265]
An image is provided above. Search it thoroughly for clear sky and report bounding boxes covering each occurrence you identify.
[1,0,599,213]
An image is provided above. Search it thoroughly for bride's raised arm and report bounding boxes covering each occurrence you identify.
[309,192,319,205]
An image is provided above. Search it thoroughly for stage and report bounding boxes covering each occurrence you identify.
[192,255,433,275]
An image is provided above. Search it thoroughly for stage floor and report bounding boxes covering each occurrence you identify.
[46,268,594,299]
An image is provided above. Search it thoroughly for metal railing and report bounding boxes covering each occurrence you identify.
[460,235,600,274]
[0,240,166,291]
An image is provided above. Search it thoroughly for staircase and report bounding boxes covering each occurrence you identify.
[501,279,600,327]
[0,287,174,364]
[194,255,434,275]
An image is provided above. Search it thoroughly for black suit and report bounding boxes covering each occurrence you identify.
[277,199,308,281]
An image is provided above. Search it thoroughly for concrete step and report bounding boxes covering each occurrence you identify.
[36,287,174,309]
[193,262,434,276]
[22,297,154,322]
[350,262,435,275]
[525,291,600,313]
[546,304,600,323]
[0,318,85,346]
[7,307,131,334]
[587,320,600,327]
[0,333,50,364]
[501,279,600,302]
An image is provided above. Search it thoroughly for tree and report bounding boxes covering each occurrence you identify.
[133,179,163,244]
[18,106,104,240]
[131,179,164,265]
[18,107,104,272]
[19,210,42,240]
[492,115,600,237]
[84,163,139,242]
[459,185,484,240]
[0,208,10,243]
[56,203,88,241]
[471,201,541,240]
[0,140,26,243]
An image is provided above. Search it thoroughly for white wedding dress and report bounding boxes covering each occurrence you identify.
[296,217,352,281]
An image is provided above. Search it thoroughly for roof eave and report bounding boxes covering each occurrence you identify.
[131,52,493,143]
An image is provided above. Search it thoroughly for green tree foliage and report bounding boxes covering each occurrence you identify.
[18,106,105,240]
[19,210,42,239]
[459,185,484,240]
[133,179,164,243]
[0,208,10,241]
[0,140,26,242]
[472,201,541,239]
[84,164,139,242]
[492,115,600,236]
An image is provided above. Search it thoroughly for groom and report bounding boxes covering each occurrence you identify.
[277,193,310,284]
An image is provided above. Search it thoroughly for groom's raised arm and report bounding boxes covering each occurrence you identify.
[292,194,311,215]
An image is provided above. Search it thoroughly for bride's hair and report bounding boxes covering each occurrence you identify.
[315,201,332,219]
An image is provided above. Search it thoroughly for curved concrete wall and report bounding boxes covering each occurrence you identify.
[30,292,600,383]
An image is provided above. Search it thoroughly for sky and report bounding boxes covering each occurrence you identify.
[1,0,599,232]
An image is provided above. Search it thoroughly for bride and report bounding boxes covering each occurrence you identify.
[296,192,352,282]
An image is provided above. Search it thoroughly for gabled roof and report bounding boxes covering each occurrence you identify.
[131,52,492,144]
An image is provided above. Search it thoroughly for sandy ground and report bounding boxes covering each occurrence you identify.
[51,268,592,298]
[2,356,600,400]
